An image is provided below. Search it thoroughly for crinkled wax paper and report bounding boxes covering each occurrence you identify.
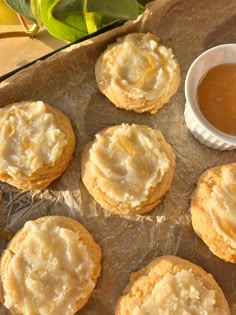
[0,0,236,314]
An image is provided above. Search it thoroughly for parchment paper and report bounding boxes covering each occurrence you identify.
[0,0,236,314]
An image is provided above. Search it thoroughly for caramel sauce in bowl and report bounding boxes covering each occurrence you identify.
[184,44,236,150]
[198,63,236,136]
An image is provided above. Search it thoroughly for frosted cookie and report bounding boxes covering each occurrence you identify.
[0,101,76,190]
[0,216,102,315]
[115,255,230,315]
[81,124,175,215]
[95,32,180,113]
[191,162,236,263]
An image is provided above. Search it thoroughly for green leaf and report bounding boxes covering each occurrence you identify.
[52,0,138,20]
[31,0,42,24]
[137,3,145,14]
[137,0,152,5]
[40,0,140,42]
[40,0,89,42]
[3,0,38,24]
[86,0,138,20]
[3,0,150,42]
[85,12,102,34]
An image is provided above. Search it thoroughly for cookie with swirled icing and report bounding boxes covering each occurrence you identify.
[191,162,236,263]
[95,32,180,113]
[115,255,230,315]
[81,124,175,215]
[0,216,102,315]
[0,101,76,190]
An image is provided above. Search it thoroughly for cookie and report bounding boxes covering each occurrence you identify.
[81,124,175,215]
[0,216,102,315]
[191,162,236,263]
[0,101,76,190]
[95,32,180,113]
[115,255,230,315]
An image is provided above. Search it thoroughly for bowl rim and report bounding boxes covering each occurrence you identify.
[185,43,236,145]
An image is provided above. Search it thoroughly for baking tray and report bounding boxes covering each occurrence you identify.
[0,0,236,314]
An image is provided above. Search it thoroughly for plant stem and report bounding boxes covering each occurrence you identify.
[0,14,40,39]
[0,31,29,38]
[83,0,88,13]
[17,14,40,37]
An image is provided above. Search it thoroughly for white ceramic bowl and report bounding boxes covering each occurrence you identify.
[184,44,236,150]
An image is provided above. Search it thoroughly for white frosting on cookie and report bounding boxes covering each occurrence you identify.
[99,33,178,101]
[0,101,67,176]
[208,166,236,248]
[89,124,170,206]
[3,219,95,315]
[133,269,219,315]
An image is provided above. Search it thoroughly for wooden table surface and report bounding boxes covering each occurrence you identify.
[0,24,67,78]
